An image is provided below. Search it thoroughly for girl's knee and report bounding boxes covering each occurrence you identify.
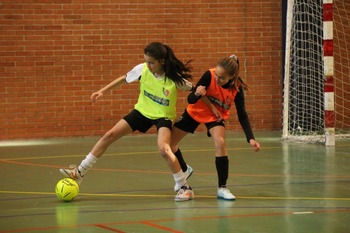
[158,144,171,158]
[214,137,226,148]
[102,130,117,142]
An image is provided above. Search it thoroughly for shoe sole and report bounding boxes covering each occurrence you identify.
[175,196,194,202]
[217,196,236,201]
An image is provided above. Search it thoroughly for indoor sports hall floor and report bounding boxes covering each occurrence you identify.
[0,131,349,233]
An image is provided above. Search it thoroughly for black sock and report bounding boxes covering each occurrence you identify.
[174,148,187,172]
[215,156,229,188]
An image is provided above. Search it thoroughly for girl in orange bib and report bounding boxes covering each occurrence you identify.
[171,55,261,200]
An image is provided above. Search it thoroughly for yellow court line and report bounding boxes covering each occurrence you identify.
[237,196,350,201]
[0,151,157,161]
[0,190,173,198]
[0,146,286,161]
[2,143,350,161]
[1,190,349,201]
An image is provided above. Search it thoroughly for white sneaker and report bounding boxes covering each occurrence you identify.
[217,187,236,200]
[59,165,83,185]
[175,186,194,202]
[174,165,194,192]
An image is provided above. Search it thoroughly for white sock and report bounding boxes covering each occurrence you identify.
[78,152,98,176]
[172,170,187,188]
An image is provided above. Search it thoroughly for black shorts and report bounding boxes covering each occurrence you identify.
[174,109,225,136]
[123,109,173,133]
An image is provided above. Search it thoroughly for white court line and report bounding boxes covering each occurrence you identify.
[293,211,314,215]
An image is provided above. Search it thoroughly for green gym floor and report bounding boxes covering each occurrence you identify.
[0,131,349,233]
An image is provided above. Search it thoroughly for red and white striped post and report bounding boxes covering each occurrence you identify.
[323,0,335,146]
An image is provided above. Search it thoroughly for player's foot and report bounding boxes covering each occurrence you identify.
[217,187,236,201]
[175,186,194,202]
[59,165,83,185]
[174,165,194,192]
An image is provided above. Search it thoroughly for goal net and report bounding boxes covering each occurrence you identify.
[282,0,350,145]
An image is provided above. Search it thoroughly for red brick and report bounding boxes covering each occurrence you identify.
[1,0,285,139]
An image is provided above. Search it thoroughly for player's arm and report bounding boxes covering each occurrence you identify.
[176,78,194,91]
[235,87,261,151]
[187,71,211,103]
[91,63,143,102]
[90,75,126,102]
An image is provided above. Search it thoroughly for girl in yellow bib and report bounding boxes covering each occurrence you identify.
[171,55,261,200]
[60,42,194,201]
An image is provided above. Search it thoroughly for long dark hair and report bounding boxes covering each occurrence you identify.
[144,42,193,85]
[217,55,249,92]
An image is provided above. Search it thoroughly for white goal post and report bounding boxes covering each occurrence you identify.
[282,0,350,145]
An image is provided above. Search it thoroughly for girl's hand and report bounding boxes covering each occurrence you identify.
[90,91,103,102]
[211,106,223,121]
[249,139,261,152]
[195,85,206,97]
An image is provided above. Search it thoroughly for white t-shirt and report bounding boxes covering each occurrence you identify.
[125,63,144,83]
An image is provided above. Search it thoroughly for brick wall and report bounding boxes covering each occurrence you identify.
[0,0,283,140]
[333,1,350,130]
